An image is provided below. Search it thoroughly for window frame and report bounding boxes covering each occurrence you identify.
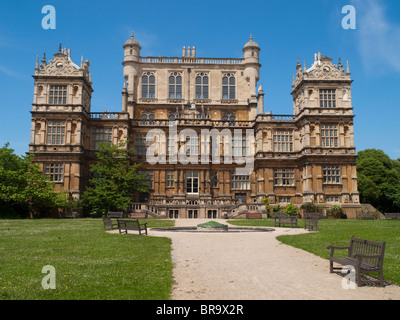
[321,124,338,148]
[169,72,183,99]
[274,169,295,186]
[49,85,67,105]
[142,72,156,99]
[195,73,209,99]
[91,128,112,151]
[222,73,236,100]
[166,171,175,188]
[231,173,250,190]
[319,89,336,108]
[47,120,66,145]
[44,163,64,183]
[186,171,199,194]
[210,171,218,188]
[323,165,341,184]
[273,130,293,152]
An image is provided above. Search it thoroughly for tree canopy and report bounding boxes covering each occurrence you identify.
[81,141,149,216]
[0,143,67,218]
[356,149,400,213]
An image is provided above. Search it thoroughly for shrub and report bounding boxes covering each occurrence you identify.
[262,197,271,216]
[272,205,282,214]
[326,205,345,219]
[301,202,324,213]
[284,203,299,216]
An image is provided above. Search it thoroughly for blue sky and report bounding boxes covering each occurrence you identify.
[0,0,399,159]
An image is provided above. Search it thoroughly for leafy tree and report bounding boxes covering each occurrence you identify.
[357,149,400,213]
[81,141,149,216]
[0,143,67,218]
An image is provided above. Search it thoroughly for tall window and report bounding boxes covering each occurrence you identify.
[138,171,154,189]
[44,163,64,182]
[91,128,112,150]
[47,121,66,145]
[210,171,218,188]
[273,131,293,152]
[167,135,176,155]
[134,134,147,155]
[231,173,250,190]
[169,72,182,99]
[186,171,199,194]
[232,135,248,157]
[184,135,199,157]
[321,124,338,147]
[166,171,175,188]
[196,73,209,99]
[222,73,235,100]
[323,165,340,184]
[49,85,67,105]
[274,169,295,186]
[320,89,336,108]
[142,72,155,98]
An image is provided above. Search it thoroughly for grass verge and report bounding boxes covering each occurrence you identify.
[0,218,174,300]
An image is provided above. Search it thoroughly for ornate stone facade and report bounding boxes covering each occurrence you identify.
[29,35,361,218]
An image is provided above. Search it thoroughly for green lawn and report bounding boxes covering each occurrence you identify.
[228,218,400,285]
[2,218,399,300]
[0,218,174,300]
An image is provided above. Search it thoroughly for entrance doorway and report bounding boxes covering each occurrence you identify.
[207,210,217,219]
[188,209,198,219]
[169,210,179,219]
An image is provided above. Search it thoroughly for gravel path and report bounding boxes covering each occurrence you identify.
[146,219,400,300]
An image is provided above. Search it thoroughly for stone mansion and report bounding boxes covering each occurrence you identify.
[28,34,361,218]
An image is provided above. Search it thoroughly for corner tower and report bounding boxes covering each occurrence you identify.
[122,33,142,117]
[29,45,93,200]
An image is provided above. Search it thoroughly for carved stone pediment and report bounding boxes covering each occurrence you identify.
[36,51,90,81]
[293,54,351,89]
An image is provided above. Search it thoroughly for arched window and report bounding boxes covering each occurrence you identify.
[141,111,155,125]
[142,72,155,98]
[222,73,235,100]
[169,72,182,99]
[196,73,209,99]
[222,112,236,122]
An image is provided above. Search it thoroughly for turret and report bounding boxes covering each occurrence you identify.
[242,35,261,97]
[122,32,142,116]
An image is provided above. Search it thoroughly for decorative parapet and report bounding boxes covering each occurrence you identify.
[90,112,129,120]
[256,114,295,122]
[132,118,254,127]
[140,56,244,65]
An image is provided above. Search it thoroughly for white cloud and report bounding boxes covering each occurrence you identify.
[352,0,400,74]
[0,64,29,80]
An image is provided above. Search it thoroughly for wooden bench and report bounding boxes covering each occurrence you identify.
[273,213,298,228]
[327,236,386,287]
[102,217,118,231]
[304,212,320,231]
[107,211,124,218]
[117,219,148,235]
